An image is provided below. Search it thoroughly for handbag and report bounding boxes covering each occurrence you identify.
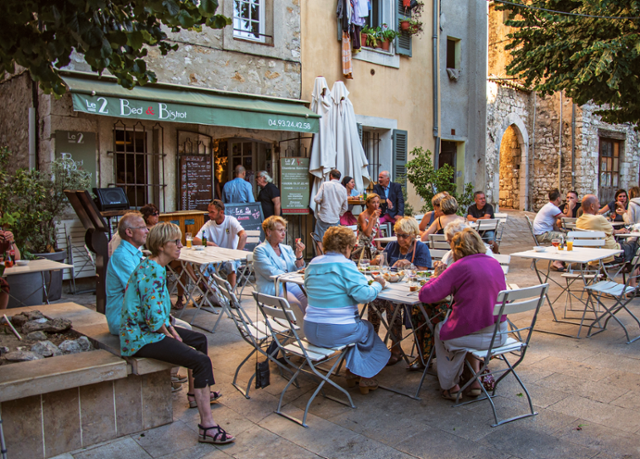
[479,368,495,391]
[255,341,278,389]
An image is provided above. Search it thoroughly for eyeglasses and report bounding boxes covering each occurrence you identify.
[169,238,182,246]
[396,233,412,239]
[152,211,159,216]
[131,226,148,230]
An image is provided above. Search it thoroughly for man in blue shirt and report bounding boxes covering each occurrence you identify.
[105,212,148,335]
[222,165,255,204]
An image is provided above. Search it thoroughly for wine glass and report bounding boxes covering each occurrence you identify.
[380,252,389,275]
[359,258,370,273]
[551,238,561,251]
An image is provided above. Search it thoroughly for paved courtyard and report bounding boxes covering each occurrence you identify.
[50,210,640,459]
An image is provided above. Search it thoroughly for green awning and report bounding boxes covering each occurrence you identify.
[62,72,319,134]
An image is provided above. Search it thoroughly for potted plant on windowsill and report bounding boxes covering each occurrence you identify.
[378,24,398,51]
[400,18,424,36]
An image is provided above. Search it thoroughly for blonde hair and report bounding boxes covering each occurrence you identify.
[323,226,356,255]
[393,217,420,238]
[365,192,380,206]
[440,195,459,215]
[147,222,182,256]
[629,186,640,200]
[118,211,144,238]
[431,191,449,209]
[451,228,486,261]
[262,215,287,233]
[444,220,469,242]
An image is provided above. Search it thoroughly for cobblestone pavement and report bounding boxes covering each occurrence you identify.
[51,210,640,459]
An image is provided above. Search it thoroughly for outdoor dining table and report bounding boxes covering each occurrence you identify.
[170,246,248,333]
[510,246,622,338]
[272,270,439,400]
[3,259,74,307]
[374,236,397,243]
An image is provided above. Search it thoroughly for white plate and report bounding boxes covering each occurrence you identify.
[194,246,205,251]
[16,260,29,266]
[533,247,546,252]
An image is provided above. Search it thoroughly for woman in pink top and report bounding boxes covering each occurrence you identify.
[418,228,507,400]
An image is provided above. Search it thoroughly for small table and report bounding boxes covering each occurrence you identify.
[510,247,622,337]
[615,232,640,238]
[374,236,397,243]
[170,247,248,333]
[3,259,74,306]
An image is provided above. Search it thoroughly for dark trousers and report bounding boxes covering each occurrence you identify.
[134,327,214,389]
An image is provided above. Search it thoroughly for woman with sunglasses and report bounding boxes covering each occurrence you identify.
[121,222,234,445]
[369,217,432,366]
[140,203,160,229]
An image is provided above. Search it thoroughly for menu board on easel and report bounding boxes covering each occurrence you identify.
[179,155,213,210]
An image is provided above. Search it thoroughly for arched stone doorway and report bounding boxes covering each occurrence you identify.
[493,114,529,210]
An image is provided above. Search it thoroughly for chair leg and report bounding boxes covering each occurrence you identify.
[232,348,257,399]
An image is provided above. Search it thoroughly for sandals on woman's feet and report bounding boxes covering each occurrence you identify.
[358,378,379,395]
[198,424,235,445]
[441,389,462,401]
[386,353,402,366]
[187,391,223,409]
[172,297,185,310]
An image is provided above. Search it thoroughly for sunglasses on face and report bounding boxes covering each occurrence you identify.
[396,233,411,239]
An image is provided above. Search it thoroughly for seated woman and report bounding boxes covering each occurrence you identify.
[253,216,307,313]
[120,222,234,445]
[340,176,359,226]
[624,186,640,225]
[421,195,465,240]
[419,191,449,235]
[303,226,389,394]
[598,188,628,222]
[370,217,432,366]
[354,193,382,259]
[418,228,507,400]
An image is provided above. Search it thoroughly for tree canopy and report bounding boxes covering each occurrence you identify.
[500,0,640,125]
[0,0,231,95]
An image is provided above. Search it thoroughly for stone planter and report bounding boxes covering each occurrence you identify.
[33,250,67,301]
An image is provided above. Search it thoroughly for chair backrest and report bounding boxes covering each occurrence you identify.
[254,292,302,352]
[566,230,605,247]
[213,274,264,346]
[414,214,424,223]
[379,222,393,238]
[524,215,539,246]
[494,212,508,225]
[310,232,323,256]
[429,234,450,250]
[429,249,448,261]
[493,253,511,275]
[495,284,548,316]
[244,229,262,252]
[476,218,500,232]
[561,217,577,230]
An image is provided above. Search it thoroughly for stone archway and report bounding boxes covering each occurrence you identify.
[493,114,529,210]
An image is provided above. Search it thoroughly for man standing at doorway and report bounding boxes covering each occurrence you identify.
[223,165,255,204]
[313,169,348,239]
[194,199,247,287]
[373,170,404,226]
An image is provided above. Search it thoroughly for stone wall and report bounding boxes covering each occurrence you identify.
[0,72,32,171]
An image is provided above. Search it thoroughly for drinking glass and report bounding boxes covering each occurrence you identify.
[380,252,389,275]
[566,236,574,251]
[551,238,561,251]
[359,258,370,273]
[185,232,193,248]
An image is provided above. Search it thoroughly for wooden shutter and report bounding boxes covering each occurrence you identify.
[393,129,408,187]
[357,123,363,145]
[396,0,412,57]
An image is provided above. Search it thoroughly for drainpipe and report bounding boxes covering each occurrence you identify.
[29,79,39,169]
[558,91,562,194]
[432,0,440,173]
[571,103,576,189]
[529,92,536,211]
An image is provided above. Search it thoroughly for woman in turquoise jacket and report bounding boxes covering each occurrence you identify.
[253,216,307,313]
[304,226,389,394]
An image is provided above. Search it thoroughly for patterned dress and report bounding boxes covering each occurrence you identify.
[356,213,380,258]
[120,257,171,356]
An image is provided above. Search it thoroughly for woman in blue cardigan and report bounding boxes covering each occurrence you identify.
[253,216,307,313]
[304,226,389,394]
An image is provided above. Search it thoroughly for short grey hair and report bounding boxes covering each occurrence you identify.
[118,211,144,238]
[444,220,469,242]
[258,171,273,183]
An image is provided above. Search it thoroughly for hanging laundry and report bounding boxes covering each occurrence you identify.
[342,31,353,79]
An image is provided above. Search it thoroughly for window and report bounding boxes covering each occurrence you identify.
[362,129,381,181]
[111,121,165,209]
[365,0,382,29]
[599,138,621,204]
[233,0,265,43]
[446,38,457,69]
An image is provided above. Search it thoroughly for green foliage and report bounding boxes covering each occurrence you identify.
[398,174,414,217]
[500,1,640,126]
[0,148,91,256]
[405,146,474,216]
[0,0,231,96]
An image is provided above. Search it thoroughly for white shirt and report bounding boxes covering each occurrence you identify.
[196,216,244,249]
[313,179,348,223]
[533,202,562,235]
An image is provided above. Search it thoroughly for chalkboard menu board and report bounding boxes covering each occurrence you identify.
[280,157,310,214]
[224,202,265,246]
[179,155,213,210]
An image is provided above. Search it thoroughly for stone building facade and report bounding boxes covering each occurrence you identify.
[486,4,640,211]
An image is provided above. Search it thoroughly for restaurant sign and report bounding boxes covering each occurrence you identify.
[71,93,318,133]
[280,157,310,215]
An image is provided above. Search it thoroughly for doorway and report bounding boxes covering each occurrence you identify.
[498,125,521,209]
[214,139,272,197]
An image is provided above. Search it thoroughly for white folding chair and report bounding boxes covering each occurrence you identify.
[428,234,450,250]
[255,292,356,427]
[583,249,640,343]
[475,218,500,242]
[566,230,605,247]
[429,249,448,262]
[561,217,577,230]
[493,254,519,290]
[524,215,540,246]
[213,275,295,398]
[379,222,393,238]
[454,284,549,427]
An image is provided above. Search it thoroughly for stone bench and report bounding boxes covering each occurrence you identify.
[1,303,174,459]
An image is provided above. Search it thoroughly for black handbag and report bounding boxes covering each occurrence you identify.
[255,341,278,389]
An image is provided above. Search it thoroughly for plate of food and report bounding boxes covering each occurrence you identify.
[383,272,405,283]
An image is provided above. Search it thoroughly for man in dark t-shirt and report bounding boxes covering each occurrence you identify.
[559,190,581,219]
[256,171,281,219]
[466,191,496,244]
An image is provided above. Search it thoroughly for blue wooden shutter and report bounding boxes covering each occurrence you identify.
[396,0,412,57]
[357,123,363,144]
[392,129,408,187]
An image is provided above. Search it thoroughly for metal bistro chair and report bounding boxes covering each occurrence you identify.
[212,274,295,399]
[524,214,540,246]
[475,218,501,242]
[428,234,450,250]
[561,217,577,230]
[583,248,640,343]
[255,292,356,427]
[429,249,448,262]
[454,284,549,427]
[310,232,324,257]
[236,230,262,299]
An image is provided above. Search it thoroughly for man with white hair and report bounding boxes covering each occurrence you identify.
[373,170,404,227]
[222,165,255,204]
[256,171,281,218]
